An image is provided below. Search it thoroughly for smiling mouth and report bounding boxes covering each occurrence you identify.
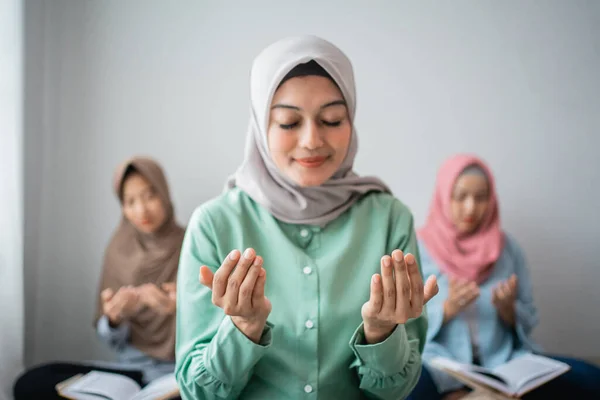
[295,156,329,168]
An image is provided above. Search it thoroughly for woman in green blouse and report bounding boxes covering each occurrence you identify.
[175,35,438,400]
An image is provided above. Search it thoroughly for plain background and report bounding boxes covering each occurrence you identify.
[1,0,24,397]
[23,0,599,365]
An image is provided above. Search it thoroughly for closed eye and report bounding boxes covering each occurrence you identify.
[279,122,299,130]
[322,120,342,127]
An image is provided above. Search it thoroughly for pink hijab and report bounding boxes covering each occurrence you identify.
[418,154,504,283]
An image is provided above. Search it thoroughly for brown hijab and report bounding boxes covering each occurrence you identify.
[94,156,185,361]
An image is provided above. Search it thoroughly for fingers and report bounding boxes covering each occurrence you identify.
[121,287,141,313]
[105,288,130,318]
[161,282,177,301]
[212,250,241,298]
[464,287,480,304]
[110,287,128,304]
[508,274,518,294]
[252,267,267,307]
[492,286,499,298]
[223,248,256,308]
[494,283,512,306]
[453,281,479,309]
[449,278,471,303]
[141,285,169,310]
[493,277,518,306]
[423,275,439,304]
[493,284,506,302]
[161,282,176,293]
[366,274,383,315]
[402,252,423,314]
[104,301,123,320]
[199,266,214,289]
[455,282,478,300]
[239,256,263,308]
[448,277,456,289]
[166,288,176,300]
[101,288,114,303]
[499,282,510,299]
[492,289,502,309]
[380,255,396,312]
[451,278,471,291]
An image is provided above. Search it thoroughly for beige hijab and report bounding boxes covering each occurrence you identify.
[94,156,185,361]
[226,35,391,227]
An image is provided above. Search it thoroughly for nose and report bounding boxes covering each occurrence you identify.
[134,200,149,219]
[463,197,475,215]
[298,120,324,150]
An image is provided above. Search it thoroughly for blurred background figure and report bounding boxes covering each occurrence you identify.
[408,154,600,400]
[13,157,184,399]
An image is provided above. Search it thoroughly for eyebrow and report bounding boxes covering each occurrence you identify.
[454,187,489,194]
[271,99,346,111]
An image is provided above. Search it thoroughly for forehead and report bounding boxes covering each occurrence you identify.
[453,174,489,192]
[122,173,152,195]
[271,76,344,108]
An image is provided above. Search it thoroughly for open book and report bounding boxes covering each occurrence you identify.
[430,354,570,398]
[55,371,180,400]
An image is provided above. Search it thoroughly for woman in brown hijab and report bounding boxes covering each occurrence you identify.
[13,156,184,399]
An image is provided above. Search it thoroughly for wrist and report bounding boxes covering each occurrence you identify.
[443,300,458,323]
[499,303,516,326]
[231,316,267,343]
[363,322,396,344]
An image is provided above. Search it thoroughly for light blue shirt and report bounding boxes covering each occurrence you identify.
[94,315,175,383]
[419,234,542,393]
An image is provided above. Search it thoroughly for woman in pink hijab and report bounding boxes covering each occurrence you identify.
[408,154,600,400]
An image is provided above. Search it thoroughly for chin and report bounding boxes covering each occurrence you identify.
[291,174,330,187]
[136,225,157,234]
[458,223,479,234]
[293,178,325,187]
[286,168,333,187]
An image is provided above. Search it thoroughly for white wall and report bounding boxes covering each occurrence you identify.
[24,0,600,365]
[1,0,24,397]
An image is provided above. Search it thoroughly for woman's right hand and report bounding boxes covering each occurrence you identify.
[101,286,142,326]
[199,248,271,343]
[443,278,480,322]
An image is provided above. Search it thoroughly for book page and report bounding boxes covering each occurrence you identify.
[492,354,570,395]
[60,371,141,400]
[430,357,513,396]
[131,373,180,400]
[493,354,557,391]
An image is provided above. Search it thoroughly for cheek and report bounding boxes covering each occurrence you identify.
[268,129,297,167]
[122,206,135,222]
[477,202,490,218]
[450,201,463,221]
[148,200,166,221]
[329,126,352,153]
[268,129,296,153]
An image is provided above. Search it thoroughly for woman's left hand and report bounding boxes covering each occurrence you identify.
[361,250,439,344]
[137,282,177,315]
[492,274,518,327]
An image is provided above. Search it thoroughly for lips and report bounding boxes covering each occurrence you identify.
[295,156,328,168]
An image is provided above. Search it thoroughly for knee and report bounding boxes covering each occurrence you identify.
[13,362,63,399]
[562,357,600,377]
[408,366,442,400]
[13,368,36,398]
